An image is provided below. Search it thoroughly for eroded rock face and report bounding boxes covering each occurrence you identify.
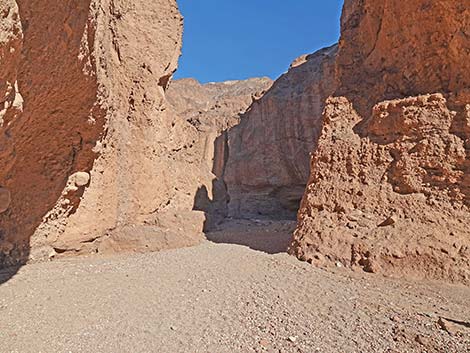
[0,0,274,265]
[291,0,470,284]
[337,0,470,114]
[0,0,106,265]
[224,45,338,219]
[166,77,273,229]
[0,0,223,266]
[0,0,23,128]
[167,77,273,132]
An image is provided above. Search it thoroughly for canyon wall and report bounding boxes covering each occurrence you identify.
[291,0,470,284]
[1,0,108,265]
[0,0,224,267]
[1,0,468,286]
[166,77,273,230]
[224,45,338,219]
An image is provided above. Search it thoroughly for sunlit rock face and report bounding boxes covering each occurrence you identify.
[224,45,338,220]
[0,0,208,266]
[165,77,274,230]
[291,0,470,284]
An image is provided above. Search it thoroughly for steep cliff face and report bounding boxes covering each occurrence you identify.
[0,0,22,221]
[167,77,273,133]
[37,0,190,258]
[0,0,218,266]
[291,0,470,284]
[337,0,470,114]
[165,77,273,230]
[0,0,107,265]
[224,45,338,219]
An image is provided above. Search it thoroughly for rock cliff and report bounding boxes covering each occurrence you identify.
[0,0,273,266]
[0,0,210,266]
[291,0,470,284]
[166,77,273,230]
[224,45,338,219]
[1,0,468,286]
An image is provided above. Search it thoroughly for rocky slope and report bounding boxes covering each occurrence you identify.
[224,45,338,219]
[291,0,470,284]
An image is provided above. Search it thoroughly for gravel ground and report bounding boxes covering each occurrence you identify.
[0,221,469,353]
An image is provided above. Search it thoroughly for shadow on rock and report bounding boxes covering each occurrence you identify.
[0,264,22,285]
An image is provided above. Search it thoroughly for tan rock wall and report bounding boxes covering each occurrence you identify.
[291,0,470,284]
[224,45,338,219]
[0,0,215,266]
[166,77,273,229]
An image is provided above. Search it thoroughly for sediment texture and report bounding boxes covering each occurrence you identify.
[337,0,470,114]
[224,46,337,219]
[291,0,470,284]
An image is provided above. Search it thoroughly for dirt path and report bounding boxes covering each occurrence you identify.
[0,221,469,353]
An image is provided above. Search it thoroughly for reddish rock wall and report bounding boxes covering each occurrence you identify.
[291,0,470,284]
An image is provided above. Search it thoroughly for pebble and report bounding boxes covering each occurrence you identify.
[259,339,270,347]
[72,171,91,187]
[378,215,397,227]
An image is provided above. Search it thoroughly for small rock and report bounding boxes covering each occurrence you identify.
[420,312,437,319]
[438,317,456,335]
[378,215,397,227]
[71,171,90,187]
[390,315,401,323]
[0,187,11,214]
[336,262,343,268]
[415,335,430,347]
[288,336,298,343]
[259,339,270,348]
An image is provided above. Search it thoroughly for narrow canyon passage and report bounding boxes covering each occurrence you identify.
[0,0,469,351]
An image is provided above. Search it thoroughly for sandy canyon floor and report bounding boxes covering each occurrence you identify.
[0,221,469,353]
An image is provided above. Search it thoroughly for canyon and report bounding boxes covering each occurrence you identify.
[0,0,468,284]
[0,0,469,351]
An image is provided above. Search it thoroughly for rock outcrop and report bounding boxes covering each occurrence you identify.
[224,45,338,219]
[0,0,213,266]
[0,0,273,267]
[165,77,273,230]
[167,77,273,133]
[291,0,470,284]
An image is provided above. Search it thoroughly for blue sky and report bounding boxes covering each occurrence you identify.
[174,0,344,83]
